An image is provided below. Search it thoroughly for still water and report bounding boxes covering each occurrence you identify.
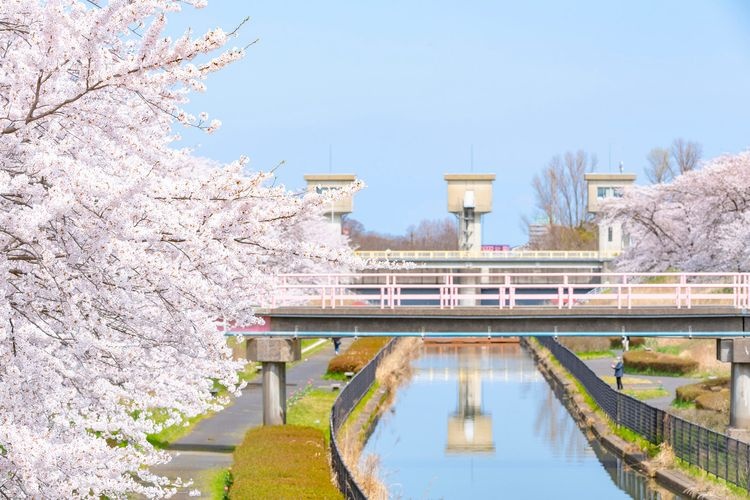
[362,343,684,499]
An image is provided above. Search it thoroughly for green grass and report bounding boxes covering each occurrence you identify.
[622,387,669,401]
[674,458,750,498]
[654,345,683,356]
[300,338,331,357]
[147,362,259,448]
[230,426,342,500]
[623,366,697,378]
[613,425,660,457]
[671,399,696,410]
[287,388,338,443]
[146,408,209,449]
[342,382,383,440]
[576,350,616,360]
[205,468,232,500]
[322,371,349,381]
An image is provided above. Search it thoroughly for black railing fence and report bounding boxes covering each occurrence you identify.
[330,338,399,499]
[536,336,750,491]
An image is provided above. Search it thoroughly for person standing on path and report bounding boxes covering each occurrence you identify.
[611,356,624,390]
[332,337,342,355]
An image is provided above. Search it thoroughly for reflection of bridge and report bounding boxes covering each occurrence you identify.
[354,250,619,270]
[415,366,542,383]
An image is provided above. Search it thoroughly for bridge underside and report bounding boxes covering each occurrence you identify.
[262,307,750,334]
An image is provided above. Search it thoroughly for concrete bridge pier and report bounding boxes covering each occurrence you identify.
[457,268,483,306]
[247,338,301,425]
[717,338,750,438]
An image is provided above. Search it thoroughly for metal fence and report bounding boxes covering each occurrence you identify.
[269,271,749,310]
[536,336,750,491]
[329,338,399,499]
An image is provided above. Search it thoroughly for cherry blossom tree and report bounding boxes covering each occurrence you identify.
[600,152,750,272]
[0,1,359,497]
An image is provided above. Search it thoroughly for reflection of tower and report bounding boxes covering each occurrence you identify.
[446,354,495,454]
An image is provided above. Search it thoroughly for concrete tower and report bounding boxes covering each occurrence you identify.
[444,174,495,252]
[584,172,636,255]
[304,174,356,237]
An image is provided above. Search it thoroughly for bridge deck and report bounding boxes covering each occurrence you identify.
[254,306,750,335]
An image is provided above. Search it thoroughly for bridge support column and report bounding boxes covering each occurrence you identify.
[458,271,478,306]
[247,338,301,425]
[717,339,750,438]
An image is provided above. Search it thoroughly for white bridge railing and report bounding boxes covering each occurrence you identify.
[354,250,620,260]
[266,272,750,310]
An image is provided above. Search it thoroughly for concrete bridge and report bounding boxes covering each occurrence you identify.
[242,270,750,431]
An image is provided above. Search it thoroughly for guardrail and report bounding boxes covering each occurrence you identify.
[329,339,398,499]
[268,271,750,310]
[536,336,750,491]
[355,250,620,260]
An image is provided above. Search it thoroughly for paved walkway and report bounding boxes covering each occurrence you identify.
[583,351,700,410]
[153,339,350,498]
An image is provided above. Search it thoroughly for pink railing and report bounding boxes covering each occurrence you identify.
[264,272,750,310]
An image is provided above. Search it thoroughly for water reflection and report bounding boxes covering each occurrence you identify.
[446,349,494,454]
[362,343,685,499]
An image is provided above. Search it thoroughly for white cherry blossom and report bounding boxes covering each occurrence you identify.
[0,1,360,497]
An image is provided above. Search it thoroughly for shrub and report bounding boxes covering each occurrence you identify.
[695,391,730,413]
[623,350,698,375]
[676,377,730,404]
[230,426,341,499]
[327,337,390,374]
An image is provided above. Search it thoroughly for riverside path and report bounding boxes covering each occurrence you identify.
[152,339,350,498]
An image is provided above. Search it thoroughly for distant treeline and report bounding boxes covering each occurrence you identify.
[343,216,458,251]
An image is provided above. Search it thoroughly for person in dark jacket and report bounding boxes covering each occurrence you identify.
[611,356,624,390]
[332,337,342,355]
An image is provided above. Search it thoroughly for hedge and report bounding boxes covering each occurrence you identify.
[230,425,341,499]
[623,350,698,375]
[676,377,730,413]
[695,391,730,412]
[327,336,390,374]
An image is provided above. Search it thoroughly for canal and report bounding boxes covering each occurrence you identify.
[361,343,685,499]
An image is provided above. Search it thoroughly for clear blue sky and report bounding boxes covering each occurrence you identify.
[170,1,750,246]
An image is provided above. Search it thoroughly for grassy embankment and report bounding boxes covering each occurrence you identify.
[531,338,747,499]
[222,336,399,499]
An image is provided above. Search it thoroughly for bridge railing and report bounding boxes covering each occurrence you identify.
[330,338,398,499]
[536,336,750,491]
[267,271,750,310]
[354,250,620,260]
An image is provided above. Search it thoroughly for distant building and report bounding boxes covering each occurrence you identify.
[527,216,549,248]
[584,172,636,255]
[304,173,357,237]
